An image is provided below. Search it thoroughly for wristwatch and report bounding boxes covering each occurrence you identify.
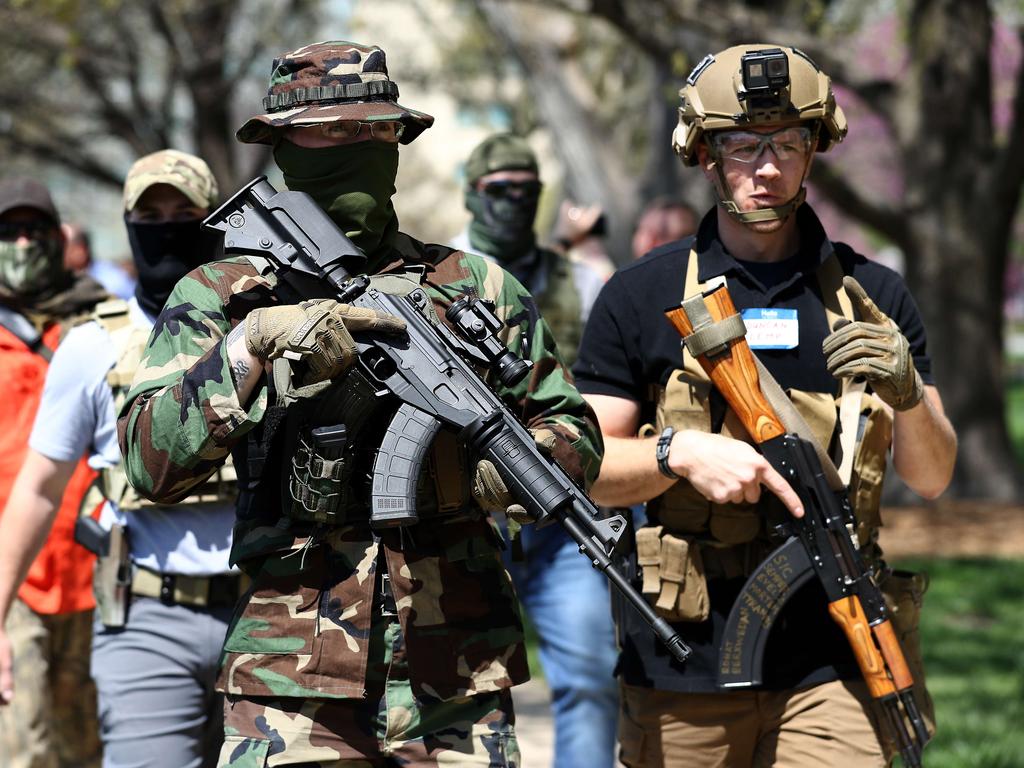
[656,426,682,480]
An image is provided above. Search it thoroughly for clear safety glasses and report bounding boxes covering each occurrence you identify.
[711,126,813,164]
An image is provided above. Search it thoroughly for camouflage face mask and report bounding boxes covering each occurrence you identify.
[0,236,65,297]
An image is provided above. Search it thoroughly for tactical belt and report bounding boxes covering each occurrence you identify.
[132,567,248,609]
[237,489,477,528]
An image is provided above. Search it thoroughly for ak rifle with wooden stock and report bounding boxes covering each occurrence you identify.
[665,283,930,768]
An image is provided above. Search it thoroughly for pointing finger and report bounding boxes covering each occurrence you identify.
[758,463,804,518]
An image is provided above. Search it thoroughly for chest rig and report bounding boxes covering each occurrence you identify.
[89,300,237,514]
[641,248,893,583]
[232,267,472,531]
[533,249,583,367]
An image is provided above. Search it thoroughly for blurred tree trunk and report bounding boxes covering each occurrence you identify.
[0,0,319,193]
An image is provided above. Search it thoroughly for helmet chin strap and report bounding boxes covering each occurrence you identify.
[722,187,806,223]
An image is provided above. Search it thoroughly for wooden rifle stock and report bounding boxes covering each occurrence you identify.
[664,288,785,444]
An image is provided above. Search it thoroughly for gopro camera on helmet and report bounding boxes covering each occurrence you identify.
[740,48,789,98]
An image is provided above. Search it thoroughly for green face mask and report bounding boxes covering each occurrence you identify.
[273,139,400,263]
[465,187,538,262]
[0,236,65,298]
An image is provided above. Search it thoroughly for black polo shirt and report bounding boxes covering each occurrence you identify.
[573,204,933,693]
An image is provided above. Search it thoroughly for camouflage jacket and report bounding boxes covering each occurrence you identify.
[117,232,602,701]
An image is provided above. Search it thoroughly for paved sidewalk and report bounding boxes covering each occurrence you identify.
[512,678,554,766]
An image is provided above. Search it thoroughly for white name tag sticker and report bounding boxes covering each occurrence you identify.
[741,308,799,350]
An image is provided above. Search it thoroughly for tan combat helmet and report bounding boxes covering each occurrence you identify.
[672,44,847,224]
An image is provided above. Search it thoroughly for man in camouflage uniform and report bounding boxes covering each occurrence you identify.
[451,134,618,768]
[117,41,601,767]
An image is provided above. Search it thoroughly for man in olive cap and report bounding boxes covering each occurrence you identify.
[117,41,602,766]
[0,150,234,768]
[0,177,107,768]
[453,133,618,768]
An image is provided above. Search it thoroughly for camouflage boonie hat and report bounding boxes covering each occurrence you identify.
[123,150,219,212]
[236,41,434,146]
[465,134,539,186]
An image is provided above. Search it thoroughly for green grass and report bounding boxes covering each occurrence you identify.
[520,559,1024,766]
[891,558,1024,768]
[1007,381,1024,465]
[522,611,544,680]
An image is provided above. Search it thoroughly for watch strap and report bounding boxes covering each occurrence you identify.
[656,426,681,480]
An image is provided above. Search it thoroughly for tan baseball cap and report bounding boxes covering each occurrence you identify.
[123,149,219,212]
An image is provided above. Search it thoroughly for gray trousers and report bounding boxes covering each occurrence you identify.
[91,596,233,768]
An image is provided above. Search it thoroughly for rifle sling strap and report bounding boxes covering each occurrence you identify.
[0,305,51,362]
[680,294,746,359]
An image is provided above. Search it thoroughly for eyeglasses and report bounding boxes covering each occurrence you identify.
[480,180,542,200]
[0,220,57,241]
[316,120,406,143]
[711,126,813,164]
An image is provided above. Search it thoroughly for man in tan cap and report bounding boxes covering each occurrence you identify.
[0,149,239,768]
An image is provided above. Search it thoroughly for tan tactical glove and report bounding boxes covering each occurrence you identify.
[472,428,559,524]
[245,299,405,385]
[822,276,924,411]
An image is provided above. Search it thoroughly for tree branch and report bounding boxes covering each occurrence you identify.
[810,160,909,247]
[2,130,123,189]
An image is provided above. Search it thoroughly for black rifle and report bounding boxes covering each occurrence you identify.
[204,176,691,664]
[666,284,930,767]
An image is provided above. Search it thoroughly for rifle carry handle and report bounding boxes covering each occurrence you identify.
[664,286,785,444]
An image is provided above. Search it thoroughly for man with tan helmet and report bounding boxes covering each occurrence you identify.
[573,44,957,766]
[0,150,236,768]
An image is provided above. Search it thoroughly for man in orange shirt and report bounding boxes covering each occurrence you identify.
[0,178,107,768]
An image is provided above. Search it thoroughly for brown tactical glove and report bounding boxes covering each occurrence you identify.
[822,276,924,411]
[472,428,559,524]
[245,299,405,385]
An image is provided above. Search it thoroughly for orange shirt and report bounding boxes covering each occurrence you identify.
[0,321,96,615]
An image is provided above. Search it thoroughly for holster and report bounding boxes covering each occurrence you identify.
[93,523,133,628]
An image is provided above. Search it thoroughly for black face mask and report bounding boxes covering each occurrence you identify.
[125,217,222,317]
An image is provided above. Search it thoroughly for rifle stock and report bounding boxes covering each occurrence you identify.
[665,292,785,443]
[666,283,930,767]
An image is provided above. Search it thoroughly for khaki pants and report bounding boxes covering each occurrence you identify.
[619,679,886,768]
[0,600,100,768]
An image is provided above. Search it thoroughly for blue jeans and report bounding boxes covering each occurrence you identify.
[505,521,619,768]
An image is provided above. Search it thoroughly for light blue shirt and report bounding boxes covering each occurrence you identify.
[30,298,235,576]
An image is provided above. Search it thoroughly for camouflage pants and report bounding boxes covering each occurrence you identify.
[0,600,101,768]
[218,610,519,767]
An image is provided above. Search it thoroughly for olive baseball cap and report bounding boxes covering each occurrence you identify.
[123,150,219,212]
[465,134,539,186]
[0,178,60,225]
[236,41,434,145]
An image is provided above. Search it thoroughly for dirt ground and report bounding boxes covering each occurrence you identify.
[877,500,1024,558]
